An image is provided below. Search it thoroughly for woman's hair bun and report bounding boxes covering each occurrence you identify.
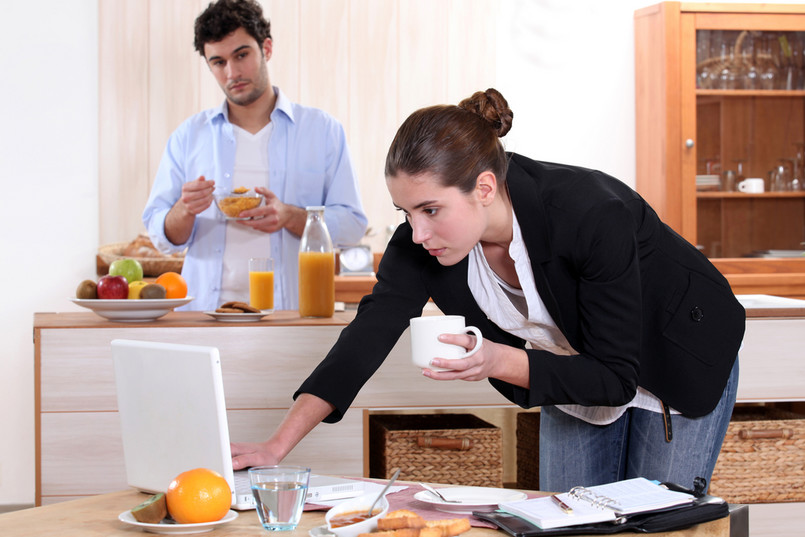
[458,88,513,138]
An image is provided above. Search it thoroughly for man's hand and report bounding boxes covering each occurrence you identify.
[179,175,216,216]
[238,187,306,236]
[165,176,216,245]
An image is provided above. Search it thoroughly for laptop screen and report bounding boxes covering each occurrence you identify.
[111,339,238,505]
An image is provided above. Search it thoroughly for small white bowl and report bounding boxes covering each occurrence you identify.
[325,492,390,537]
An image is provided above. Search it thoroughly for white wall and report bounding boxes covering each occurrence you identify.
[2,0,802,507]
[0,0,98,505]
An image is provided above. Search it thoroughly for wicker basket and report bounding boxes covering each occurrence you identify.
[369,413,502,487]
[709,406,805,503]
[97,241,184,277]
[516,412,540,490]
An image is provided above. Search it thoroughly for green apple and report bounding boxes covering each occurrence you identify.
[109,258,143,283]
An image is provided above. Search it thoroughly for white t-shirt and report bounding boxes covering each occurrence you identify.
[467,209,676,425]
[219,122,274,304]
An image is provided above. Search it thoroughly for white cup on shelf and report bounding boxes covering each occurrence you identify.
[738,177,765,193]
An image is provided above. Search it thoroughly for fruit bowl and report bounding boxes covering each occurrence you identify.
[214,190,263,220]
[69,297,194,322]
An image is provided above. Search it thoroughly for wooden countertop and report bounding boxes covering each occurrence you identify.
[33,310,358,330]
[34,294,805,332]
[0,488,731,537]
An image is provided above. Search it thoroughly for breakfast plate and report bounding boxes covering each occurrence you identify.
[203,311,272,322]
[414,486,528,514]
[118,509,238,534]
[309,525,336,537]
[70,297,194,322]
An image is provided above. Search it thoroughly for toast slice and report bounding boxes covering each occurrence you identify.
[377,510,426,530]
[359,529,421,537]
[424,518,471,537]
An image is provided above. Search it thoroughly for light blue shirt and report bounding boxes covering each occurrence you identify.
[143,87,368,312]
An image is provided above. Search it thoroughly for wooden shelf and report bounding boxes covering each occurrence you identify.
[697,89,805,97]
[697,191,805,199]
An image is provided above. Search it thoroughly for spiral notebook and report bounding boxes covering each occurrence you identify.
[499,477,695,530]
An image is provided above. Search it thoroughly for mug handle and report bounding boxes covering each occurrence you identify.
[459,326,483,358]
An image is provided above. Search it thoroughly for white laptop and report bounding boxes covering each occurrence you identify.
[111,339,364,510]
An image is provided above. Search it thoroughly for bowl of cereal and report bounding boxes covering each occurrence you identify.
[214,188,264,220]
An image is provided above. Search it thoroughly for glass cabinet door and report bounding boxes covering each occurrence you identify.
[694,29,805,259]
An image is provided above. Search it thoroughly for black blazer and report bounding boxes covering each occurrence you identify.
[297,154,745,421]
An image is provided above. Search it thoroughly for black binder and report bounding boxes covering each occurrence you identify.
[473,481,729,536]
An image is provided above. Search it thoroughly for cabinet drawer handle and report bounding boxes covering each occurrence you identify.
[685,139,695,148]
[737,428,793,440]
[417,436,473,450]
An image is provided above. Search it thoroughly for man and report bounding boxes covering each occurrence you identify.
[143,0,367,311]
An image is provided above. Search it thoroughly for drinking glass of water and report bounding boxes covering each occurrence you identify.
[249,466,311,531]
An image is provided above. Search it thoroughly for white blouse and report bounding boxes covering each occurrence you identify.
[467,209,675,425]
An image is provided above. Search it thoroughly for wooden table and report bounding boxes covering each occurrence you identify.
[0,488,731,537]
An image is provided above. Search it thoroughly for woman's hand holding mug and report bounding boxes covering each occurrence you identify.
[410,315,483,371]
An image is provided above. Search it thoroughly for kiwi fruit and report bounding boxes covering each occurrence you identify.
[76,279,98,299]
[140,283,167,299]
[131,492,167,524]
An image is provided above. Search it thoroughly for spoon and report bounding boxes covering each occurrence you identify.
[366,468,401,517]
[419,482,462,503]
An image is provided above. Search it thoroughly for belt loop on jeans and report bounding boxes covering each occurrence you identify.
[661,402,673,442]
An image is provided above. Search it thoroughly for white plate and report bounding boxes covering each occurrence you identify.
[309,524,335,537]
[118,510,238,534]
[203,311,272,322]
[70,297,194,322]
[414,486,528,514]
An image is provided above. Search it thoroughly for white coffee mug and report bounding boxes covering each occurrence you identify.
[410,315,483,371]
[738,177,765,193]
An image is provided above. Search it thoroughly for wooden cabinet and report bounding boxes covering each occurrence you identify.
[32,311,514,505]
[635,2,805,299]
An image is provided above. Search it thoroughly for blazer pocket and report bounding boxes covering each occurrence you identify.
[661,271,743,366]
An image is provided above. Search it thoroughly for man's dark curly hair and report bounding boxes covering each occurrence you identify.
[194,0,272,57]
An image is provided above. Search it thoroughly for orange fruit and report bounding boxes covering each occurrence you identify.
[155,272,188,299]
[165,468,231,524]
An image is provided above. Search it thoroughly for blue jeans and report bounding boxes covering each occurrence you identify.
[538,358,739,492]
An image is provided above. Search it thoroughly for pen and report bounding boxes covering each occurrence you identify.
[551,494,573,514]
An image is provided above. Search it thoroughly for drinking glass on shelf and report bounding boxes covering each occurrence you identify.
[794,143,805,191]
[793,33,805,90]
[780,33,798,90]
[733,159,747,186]
[700,30,726,89]
[697,31,715,89]
[740,31,761,90]
[722,169,737,192]
[716,31,743,90]
[770,160,794,192]
[758,32,781,90]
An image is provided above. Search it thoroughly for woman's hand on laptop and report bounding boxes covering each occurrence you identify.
[231,441,280,470]
[231,394,337,470]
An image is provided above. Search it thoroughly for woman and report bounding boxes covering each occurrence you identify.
[232,89,744,491]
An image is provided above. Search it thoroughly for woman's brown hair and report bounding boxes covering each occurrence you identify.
[385,88,513,193]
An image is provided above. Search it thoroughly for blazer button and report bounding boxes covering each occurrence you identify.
[690,307,704,322]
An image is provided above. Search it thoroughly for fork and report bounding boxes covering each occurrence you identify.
[419,482,462,503]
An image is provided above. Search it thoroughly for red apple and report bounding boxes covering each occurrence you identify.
[96,275,129,299]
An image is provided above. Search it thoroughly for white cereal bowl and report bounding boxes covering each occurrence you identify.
[325,493,390,537]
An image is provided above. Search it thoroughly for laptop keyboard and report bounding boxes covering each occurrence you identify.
[234,470,251,494]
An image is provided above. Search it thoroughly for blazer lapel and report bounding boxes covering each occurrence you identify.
[506,157,566,331]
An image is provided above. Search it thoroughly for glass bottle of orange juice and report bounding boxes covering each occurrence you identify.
[298,206,335,317]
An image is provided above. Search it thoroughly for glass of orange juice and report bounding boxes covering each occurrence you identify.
[249,258,274,312]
